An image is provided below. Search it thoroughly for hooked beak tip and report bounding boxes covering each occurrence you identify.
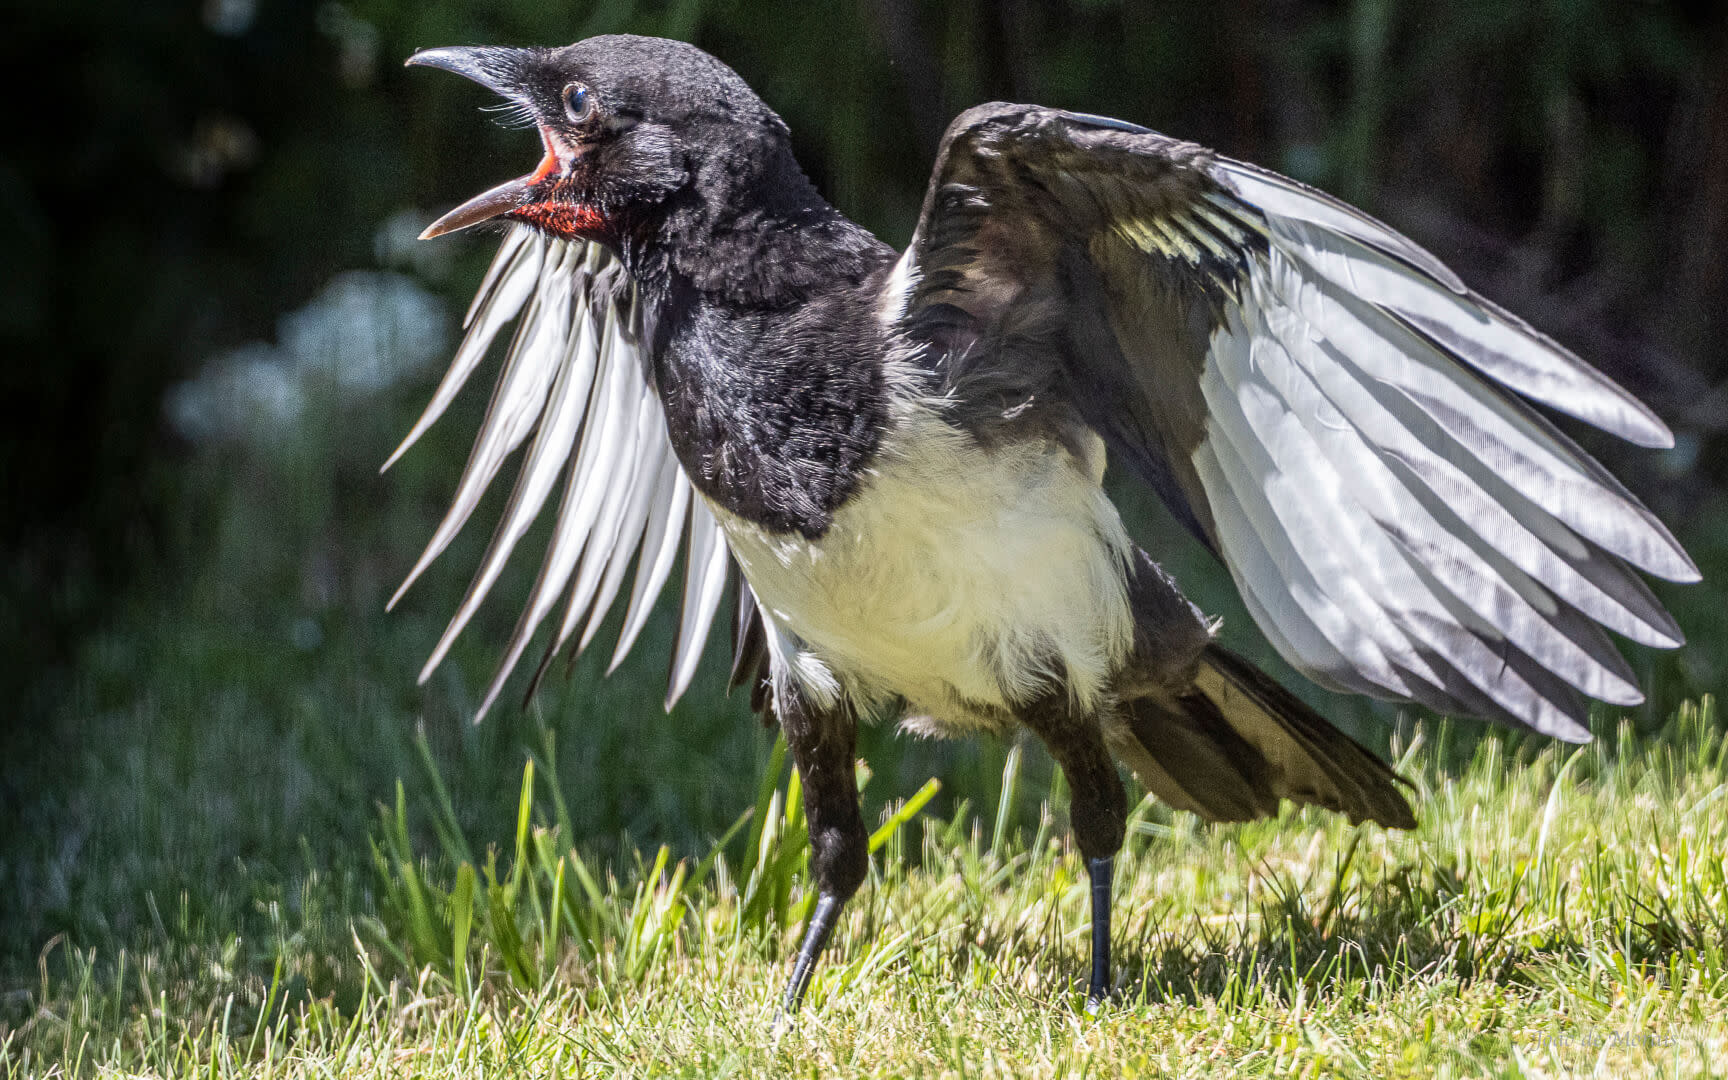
[403,46,527,96]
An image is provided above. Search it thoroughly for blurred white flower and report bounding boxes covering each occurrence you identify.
[202,0,256,36]
[167,270,447,444]
[373,208,453,280]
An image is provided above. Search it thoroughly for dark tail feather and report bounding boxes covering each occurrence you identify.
[1112,644,1416,829]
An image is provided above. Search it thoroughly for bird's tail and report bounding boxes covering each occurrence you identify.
[1108,644,1416,829]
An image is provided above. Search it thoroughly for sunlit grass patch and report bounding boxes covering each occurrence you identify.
[7,700,1728,1078]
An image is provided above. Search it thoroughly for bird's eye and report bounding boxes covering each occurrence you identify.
[562,83,594,123]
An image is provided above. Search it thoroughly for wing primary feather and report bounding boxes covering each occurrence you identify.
[511,305,639,690]
[1211,160,1465,291]
[417,264,592,690]
[1278,304,1688,649]
[1244,278,1645,705]
[388,245,578,612]
[1465,374,1698,583]
[1205,312,1452,690]
[463,224,532,328]
[577,388,671,654]
[665,499,730,710]
[548,301,649,656]
[1377,461,1645,698]
[1267,215,1674,449]
[1208,299,1572,727]
[473,306,623,718]
[517,310,647,711]
[1398,561,1594,741]
[1260,248,1694,582]
[1194,442,1410,700]
[1380,442,1683,649]
[609,458,691,673]
[382,231,545,472]
[1198,328,1435,697]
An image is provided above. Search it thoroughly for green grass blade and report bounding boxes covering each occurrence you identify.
[870,778,942,854]
[992,744,1023,858]
[412,727,477,868]
[450,862,476,995]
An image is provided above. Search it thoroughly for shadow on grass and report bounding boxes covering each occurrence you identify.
[957,833,1727,1015]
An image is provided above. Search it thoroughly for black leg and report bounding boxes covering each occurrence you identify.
[775,682,867,1016]
[1021,698,1127,1007]
[782,893,844,1013]
[1087,855,1115,1005]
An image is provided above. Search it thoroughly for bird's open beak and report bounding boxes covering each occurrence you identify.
[414,132,564,239]
[407,46,562,240]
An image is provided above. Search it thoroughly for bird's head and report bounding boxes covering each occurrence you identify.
[407,35,793,246]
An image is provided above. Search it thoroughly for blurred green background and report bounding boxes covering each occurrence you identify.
[4,0,1727,991]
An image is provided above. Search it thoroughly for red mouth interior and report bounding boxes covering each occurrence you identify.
[509,129,606,240]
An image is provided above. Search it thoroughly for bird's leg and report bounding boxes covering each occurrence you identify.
[1087,853,1114,1003]
[776,683,866,1017]
[1021,697,1127,1007]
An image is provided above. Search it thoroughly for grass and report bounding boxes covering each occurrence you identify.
[6,698,1728,1078]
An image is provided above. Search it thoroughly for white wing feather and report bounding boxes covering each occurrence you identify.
[391,227,728,719]
[1210,166,1673,449]
[1191,177,1694,739]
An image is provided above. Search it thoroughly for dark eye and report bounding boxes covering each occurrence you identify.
[562,83,594,123]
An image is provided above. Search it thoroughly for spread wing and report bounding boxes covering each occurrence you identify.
[386,226,733,719]
[896,104,1697,741]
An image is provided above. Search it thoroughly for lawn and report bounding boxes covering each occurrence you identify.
[6,697,1727,1078]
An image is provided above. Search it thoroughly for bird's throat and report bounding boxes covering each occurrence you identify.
[512,201,608,243]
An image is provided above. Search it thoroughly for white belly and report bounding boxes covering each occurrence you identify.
[711,401,1134,733]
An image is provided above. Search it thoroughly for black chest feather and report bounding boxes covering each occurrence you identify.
[650,275,892,538]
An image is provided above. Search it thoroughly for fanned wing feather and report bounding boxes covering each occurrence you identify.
[1188,194,1695,738]
[422,252,597,690]
[577,370,675,654]
[609,452,691,673]
[390,226,730,719]
[1255,208,1673,449]
[668,499,731,710]
[543,294,651,650]
[381,227,540,472]
[899,104,1694,739]
[1208,160,1465,292]
[386,241,574,609]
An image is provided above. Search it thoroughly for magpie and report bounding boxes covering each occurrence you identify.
[394,35,1696,1011]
